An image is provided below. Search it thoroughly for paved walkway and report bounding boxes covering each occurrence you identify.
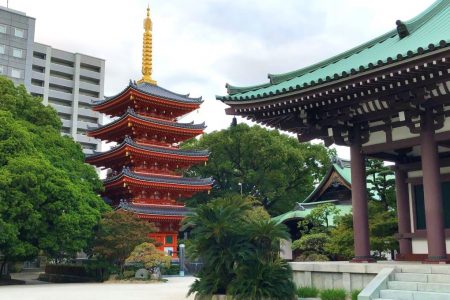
[1,276,196,300]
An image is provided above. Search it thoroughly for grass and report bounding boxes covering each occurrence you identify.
[297,286,319,298]
[351,289,361,300]
[319,288,347,300]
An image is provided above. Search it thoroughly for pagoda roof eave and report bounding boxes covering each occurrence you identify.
[217,0,450,103]
[104,169,213,189]
[85,136,210,163]
[118,202,192,217]
[92,81,203,109]
[86,108,206,135]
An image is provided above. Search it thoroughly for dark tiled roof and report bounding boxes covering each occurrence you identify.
[86,108,206,132]
[104,168,213,186]
[92,81,203,106]
[86,136,210,159]
[119,202,191,216]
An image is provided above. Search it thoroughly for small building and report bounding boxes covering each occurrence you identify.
[218,0,450,263]
[272,158,353,241]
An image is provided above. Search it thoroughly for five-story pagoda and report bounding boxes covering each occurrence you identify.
[86,7,212,256]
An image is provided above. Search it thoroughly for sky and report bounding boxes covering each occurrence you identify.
[5,0,436,159]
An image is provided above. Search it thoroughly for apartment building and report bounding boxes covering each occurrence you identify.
[0,6,104,154]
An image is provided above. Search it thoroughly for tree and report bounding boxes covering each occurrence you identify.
[92,210,156,272]
[125,242,170,274]
[182,124,334,216]
[366,159,396,211]
[326,201,398,260]
[186,195,296,299]
[0,77,108,274]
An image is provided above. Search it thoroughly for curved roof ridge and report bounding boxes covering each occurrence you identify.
[87,108,206,132]
[86,136,210,158]
[135,82,201,101]
[405,0,447,34]
[104,168,213,186]
[225,82,273,95]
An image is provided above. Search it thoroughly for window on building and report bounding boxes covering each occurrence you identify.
[11,68,22,79]
[77,115,98,124]
[50,70,73,80]
[77,128,87,134]
[33,51,46,59]
[0,65,5,75]
[57,113,71,120]
[48,97,72,107]
[31,79,44,87]
[80,63,101,73]
[12,48,23,58]
[51,57,74,67]
[0,24,6,34]
[61,127,71,134]
[49,83,73,94]
[165,236,173,245]
[13,28,24,38]
[32,65,45,73]
[0,44,5,55]
[80,75,100,85]
[79,88,99,98]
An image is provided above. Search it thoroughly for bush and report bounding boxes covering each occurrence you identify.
[161,264,180,275]
[297,286,319,298]
[351,289,361,300]
[186,196,296,299]
[320,288,347,300]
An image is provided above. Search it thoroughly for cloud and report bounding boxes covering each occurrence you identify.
[5,0,436,157]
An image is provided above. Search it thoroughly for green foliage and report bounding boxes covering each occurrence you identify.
[351,289,361,300]
[186,195,296,299]
[125,242,170,273]
[92,210,156,271]
[298,203,342,235]
[0,77,108,272]
[297,286,319,298]
[320,288,347,300]
[326,202,398,260]
[366,159,395,210]
[292,233,330,261]
[182,124,334,216]
[325,213,355,260]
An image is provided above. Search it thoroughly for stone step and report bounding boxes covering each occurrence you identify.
[394,272,450,283]
[380,289,450,300]
[418,282,450,293]
[388,281,450,293]
[394,273,427,283]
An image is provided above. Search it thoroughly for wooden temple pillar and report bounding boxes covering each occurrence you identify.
[420,108,448,263]
[350,127,374,262]
[394,167,413,259]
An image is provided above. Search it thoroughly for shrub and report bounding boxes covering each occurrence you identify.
[351,289,361,300]
[125,243,170,274]
[297,286,319,298]
[186,196,296,299]
[320,288,347,300]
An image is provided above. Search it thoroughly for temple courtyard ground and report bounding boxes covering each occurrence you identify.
[1,275,196,300]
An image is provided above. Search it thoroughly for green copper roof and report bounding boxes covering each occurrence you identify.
[303,159,351,203]
[272,203,352,225]
[218,0,450,102]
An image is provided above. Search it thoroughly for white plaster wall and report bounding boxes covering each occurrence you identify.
[412,238,450,254]
[363,130,386,146]
[408,166,450,178]
[392,126,419,141]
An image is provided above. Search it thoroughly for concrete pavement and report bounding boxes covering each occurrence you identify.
[0,276,196,300]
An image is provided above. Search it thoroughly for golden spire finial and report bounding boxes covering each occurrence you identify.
[138,5,156,85]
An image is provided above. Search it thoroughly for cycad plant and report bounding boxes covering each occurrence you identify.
[185,195,296,300]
